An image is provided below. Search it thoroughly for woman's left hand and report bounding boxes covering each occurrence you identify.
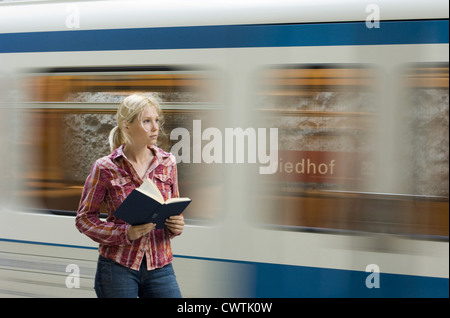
[165,214,185,235]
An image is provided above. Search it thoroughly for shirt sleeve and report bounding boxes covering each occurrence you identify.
[75,159,131,246]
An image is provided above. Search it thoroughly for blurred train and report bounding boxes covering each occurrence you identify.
[0,0,448,297]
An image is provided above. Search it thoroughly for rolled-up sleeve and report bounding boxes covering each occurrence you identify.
[75,160,131,246]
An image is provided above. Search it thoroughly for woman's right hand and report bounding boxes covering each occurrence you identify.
[127,223,156,241]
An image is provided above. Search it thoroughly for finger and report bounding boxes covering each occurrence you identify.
[165,219,181,225]
[167,224,183,230]
[166,223,184,232]
[166,225,183,234]
[141,223,156,235]
[166,216,184,223]
[165,222,184,230]
[136,223,152,230]
[165,218,182,226]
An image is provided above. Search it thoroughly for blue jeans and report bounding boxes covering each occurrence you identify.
[94,255,182,298]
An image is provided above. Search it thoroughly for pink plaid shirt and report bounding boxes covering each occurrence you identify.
[75,144,180,271]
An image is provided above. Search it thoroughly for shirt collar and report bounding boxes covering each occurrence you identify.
[149,144,163,163]
[111,144,126,161]
[111,144,171,166]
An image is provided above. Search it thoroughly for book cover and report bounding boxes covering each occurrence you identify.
[113,178,191,229]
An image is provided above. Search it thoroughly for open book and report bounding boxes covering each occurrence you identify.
[113,177,191,229]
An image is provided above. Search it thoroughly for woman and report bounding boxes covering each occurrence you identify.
[75,94,185,298]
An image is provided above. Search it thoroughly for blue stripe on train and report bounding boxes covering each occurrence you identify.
[0,20,448,53]
[174,253,448,298]
[250,261,449,298]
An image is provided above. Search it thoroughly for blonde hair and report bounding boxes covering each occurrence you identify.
[108,94,165,152]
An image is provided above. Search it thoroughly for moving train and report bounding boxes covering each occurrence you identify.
[0,0,448,297]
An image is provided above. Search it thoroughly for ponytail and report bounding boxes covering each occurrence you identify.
[108,125,124,152]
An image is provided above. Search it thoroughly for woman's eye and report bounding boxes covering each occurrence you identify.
[142,119,159,126]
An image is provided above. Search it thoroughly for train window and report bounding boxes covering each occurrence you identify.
[254,64,449,238]
[13,67,223,222]
[397,63,449,197]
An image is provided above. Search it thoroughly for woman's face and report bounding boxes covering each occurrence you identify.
[126,106,160,147]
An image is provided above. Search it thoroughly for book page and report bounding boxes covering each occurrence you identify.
[165,197,191,204]
[136,178,164,203]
